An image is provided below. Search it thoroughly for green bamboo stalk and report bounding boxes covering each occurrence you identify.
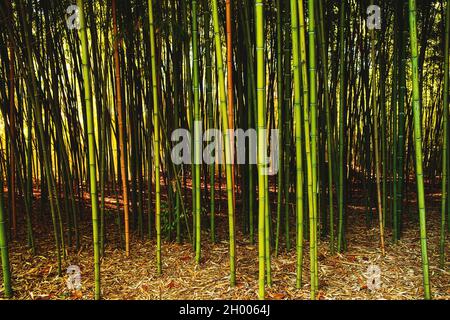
[241,0,257,246]
[204,0,215,244]
[290,0,304,291]
[169,0,180,243]
[192,0,201,264]
[297,0,316,295]
[255,0,266,299]
[248,80,255,245]
[148,0,162,275]
[283,1,292,251]
[337,0,346,253]
[440,0,450,269]
[397,7,407,240]
[0,161,12,298]
[379,5,387,235]
[407,0,431,300]
[307,0,319,297]
[263,53,271,288]
[99,36,108,255]
[77,0,101,299]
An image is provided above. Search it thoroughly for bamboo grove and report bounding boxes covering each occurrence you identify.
[0,0,448,300]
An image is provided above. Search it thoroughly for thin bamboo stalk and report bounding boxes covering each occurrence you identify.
[407,0,431,300]
[148,0,162,275]
[77,0,101,299]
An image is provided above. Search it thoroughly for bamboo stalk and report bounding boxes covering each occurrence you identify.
[407,0,431,300]
[148,0,162,275]
[77,0,101,299]
[112,0,130,257]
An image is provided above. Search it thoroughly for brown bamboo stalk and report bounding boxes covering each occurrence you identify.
[112,0,130,256]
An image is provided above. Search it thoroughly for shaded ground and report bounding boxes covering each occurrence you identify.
[1,182,449,300]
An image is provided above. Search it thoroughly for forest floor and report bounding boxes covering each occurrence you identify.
[1,182,449,300]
